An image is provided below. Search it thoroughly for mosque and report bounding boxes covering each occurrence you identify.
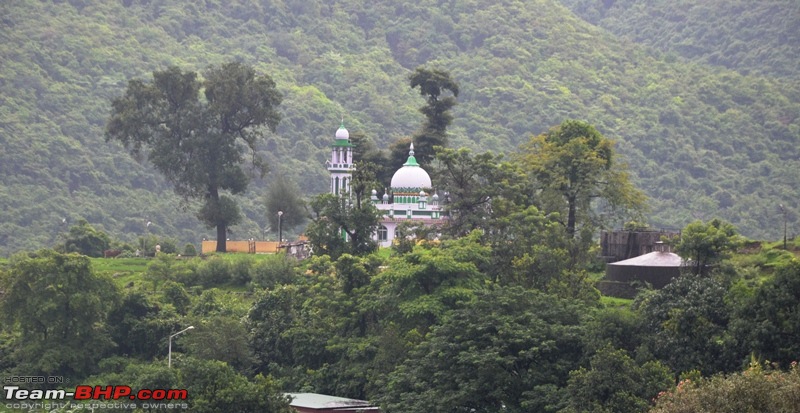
[326,122,446,247]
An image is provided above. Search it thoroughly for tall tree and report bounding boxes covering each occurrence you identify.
[432,147,528,237]
[305,193,381,260]
[409,67,459,165]
[105,62,282,252]
[349,131,392,186]
[519,120,646,240]
[305,161,382,260]
[673,218,740,275]
[264,175,307,238]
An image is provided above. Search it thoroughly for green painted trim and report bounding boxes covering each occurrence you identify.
[403,155,419,166]
[332,139,354,147]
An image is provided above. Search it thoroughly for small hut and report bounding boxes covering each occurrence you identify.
[597,243,684,298]
[600,229,680,262]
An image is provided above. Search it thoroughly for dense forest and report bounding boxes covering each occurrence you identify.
[2,215,799,411]
[560,0,800,78]
[0,0,798,255]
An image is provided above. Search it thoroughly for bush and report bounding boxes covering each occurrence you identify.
[651,361,800,413]
[183,243,197,256]
[155,239,178,254]
[250,254,298,289]
[196,258,232,288]
[230,256,254,286]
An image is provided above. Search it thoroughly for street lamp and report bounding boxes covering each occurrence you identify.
[779,204,787,250]
[168,326,194,368]
[142,220,151,256]
[277,211,284,247]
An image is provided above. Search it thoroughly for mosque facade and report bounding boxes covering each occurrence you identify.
[326,123,446,247]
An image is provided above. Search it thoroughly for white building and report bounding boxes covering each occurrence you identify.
[326,123,446,247]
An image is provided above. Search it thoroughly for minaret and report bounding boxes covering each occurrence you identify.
[327,120,355,196]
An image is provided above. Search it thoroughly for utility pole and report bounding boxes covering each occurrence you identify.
[779,204,787,250]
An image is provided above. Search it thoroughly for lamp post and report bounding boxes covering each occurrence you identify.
[779,204,787,250]
[277,211,283,248]
[142,220,151,256]
[168,326,194,368]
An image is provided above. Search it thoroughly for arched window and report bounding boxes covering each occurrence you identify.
[378,225,388,241]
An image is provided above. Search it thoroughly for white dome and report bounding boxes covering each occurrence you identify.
[391,165,432,189]
[391,143,432,189]
[335,126,349,140]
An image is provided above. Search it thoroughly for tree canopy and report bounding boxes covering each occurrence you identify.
[0,250,118,383]
[673,218,741,275]
[105,62,282,252]
[408,67,459,166]
[519,120,646,241]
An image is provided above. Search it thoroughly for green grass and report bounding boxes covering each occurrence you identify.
[90,257,150,287]
[600,295,634,309]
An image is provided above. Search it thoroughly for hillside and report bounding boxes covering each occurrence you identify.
[0,0,798,255]
[560,0,800,79]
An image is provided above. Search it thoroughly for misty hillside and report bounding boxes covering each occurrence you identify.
[561,0,800,78]
[0,0,798,255]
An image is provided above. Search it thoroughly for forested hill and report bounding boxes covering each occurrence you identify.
[1,0,798,255]
[560,0,800,79]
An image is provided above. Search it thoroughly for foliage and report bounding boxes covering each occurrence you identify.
[519,120,646,240]
[58,219,111,257]
[305,193,381,260]
[650,361,800,413]
[673,218,741,275]
[264,175,307,236]
[582,307,644,356]
[379,286,587,413]
[433,146,529,238]
[0,250,118,383]
[143,253,192,292]
[408,67,460,165]
[181,316,255,374]
[561,346,673,413]
[561,0,800,79]
[105,62,282,252]
[178,357,293,413]
[731,259,800,367]
[633,274,738,376]
[183,243,197,256]
[249,253,300,290]
[106,290,182,360]
[369,231,490,330]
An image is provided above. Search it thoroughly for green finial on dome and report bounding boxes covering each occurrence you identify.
[404,143,419,166]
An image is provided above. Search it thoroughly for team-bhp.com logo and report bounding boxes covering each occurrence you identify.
[4,385,189,410]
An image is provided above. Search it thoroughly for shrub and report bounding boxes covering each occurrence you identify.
[183,243,197,256]
[250,254,298,289]
[651,361,800,413]
[196,257,232,288]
